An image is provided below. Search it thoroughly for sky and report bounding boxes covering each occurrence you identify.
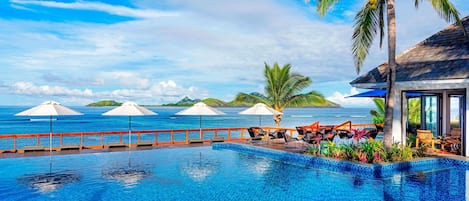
[0,0,468,107]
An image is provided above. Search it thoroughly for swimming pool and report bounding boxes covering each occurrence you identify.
[0,145,467,201]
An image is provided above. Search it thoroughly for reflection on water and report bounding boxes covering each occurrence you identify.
[17,170,80,193]
[181,152,219,182]
[102,167,151,188]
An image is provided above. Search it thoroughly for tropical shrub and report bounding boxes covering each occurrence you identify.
[306,145,320,156]
[309,138,421,164]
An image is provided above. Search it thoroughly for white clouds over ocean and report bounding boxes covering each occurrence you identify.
[1,0,468,106]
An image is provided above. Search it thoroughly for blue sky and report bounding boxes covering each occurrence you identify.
[1,0,468,107]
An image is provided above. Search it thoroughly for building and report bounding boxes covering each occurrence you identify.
[351,16,469,156]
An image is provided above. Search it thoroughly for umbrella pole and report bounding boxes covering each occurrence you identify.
[259,115,262,127]
[199,115,202,139]
[128,116,132,148]
[49,115,52,174]
[128,116,132,167]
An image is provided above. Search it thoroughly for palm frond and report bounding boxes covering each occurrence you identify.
[415,0,422,8]
[369,109,379,117]
[316,0,340,17]
[351,2,383,73]
[427,0,467,36]
[378,0,385,48]
[234,92,271,105]
[372,98,385,115]
[287,91,326,108]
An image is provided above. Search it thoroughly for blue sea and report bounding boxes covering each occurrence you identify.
[0,106,373,135]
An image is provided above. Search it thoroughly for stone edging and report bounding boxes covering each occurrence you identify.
[213,142,468,178]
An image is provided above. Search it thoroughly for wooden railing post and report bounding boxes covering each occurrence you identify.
[138,132,141,143]
[13,136,17,151]
[60,133,63,146]
[171,130,175,144]
[37,134,40,146]
[154,132,158,146]
[185,130,189,144]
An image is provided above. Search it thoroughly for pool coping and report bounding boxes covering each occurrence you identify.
[213,142,469,178]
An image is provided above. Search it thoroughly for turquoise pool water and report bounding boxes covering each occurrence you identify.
[0,146,467,201]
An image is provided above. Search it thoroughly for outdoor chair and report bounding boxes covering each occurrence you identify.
[247,127,265,141]
[269,129,287,143]
[416,129,441,151]
[442,128,461,154]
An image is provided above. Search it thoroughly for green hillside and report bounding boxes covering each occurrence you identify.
[87,100,122,107]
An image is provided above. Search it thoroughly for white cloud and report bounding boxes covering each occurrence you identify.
[104,72,150,90]
[10,0,179,18]
[0,0,468,105]
[327,87,373,108]
[11,82,94,97]
[5,80,206,105]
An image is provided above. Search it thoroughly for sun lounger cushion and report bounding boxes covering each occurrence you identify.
[189,138,204,144]
[211,136,224,143]
[59,144,81,150]
[136,141,153,146]
[23,146,45,152]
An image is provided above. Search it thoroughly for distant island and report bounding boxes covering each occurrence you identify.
[87,96,340,108]
[87,100,122,107]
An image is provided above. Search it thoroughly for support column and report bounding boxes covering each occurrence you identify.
[465,88,469,157]
[392,88,403,144]
[401,91,408,145]
[442,90,450,135]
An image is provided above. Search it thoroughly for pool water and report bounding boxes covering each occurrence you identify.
[0,146,467,201]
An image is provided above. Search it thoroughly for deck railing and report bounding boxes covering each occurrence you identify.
[0,123,379,153]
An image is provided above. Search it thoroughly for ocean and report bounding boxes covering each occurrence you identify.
[0,106,373,135]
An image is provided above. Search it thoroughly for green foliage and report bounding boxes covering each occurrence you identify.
[389,143,413,161]
[310,139,422,164]
[315,0,465,72]
[306,145,321,156]
[235,62,331,126]
[370,98,385,124]
[414,145,427,158]
[87,100,122,107]
[407,98,421,126]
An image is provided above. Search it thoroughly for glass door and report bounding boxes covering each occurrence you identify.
[422,95,441,137]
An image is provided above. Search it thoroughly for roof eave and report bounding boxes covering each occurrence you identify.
[350,82,387,89]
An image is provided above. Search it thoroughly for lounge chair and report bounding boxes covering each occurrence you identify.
[136,141,154,147]
[247,127,265,141]
[188,138,204,144]
[442,128,461,154]
[269,129,287,144]
[210,136,225,143]
[23,146,46,152]
[415,129,441,151]
[59,144,81,151]
[107,142,127,148]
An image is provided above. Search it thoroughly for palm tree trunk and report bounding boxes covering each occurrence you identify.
[274,114,282,127]
[384,0,396,150]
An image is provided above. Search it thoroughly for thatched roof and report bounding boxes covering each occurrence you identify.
[350,16,469,87]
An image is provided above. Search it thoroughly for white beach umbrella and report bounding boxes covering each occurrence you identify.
[176,102,225,138]
[102,101,157,147]
[16,101,83,172]
[239,103,282,126]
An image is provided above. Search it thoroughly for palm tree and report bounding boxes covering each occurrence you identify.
[316,0,465,149]
[235,62,327,127]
